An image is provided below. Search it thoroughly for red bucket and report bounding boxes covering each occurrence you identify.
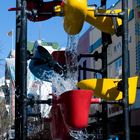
[52,51,66,66]
[50,105,70,140]
[60,89,93,130]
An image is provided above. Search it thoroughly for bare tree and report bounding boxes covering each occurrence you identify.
[0,46,6,77]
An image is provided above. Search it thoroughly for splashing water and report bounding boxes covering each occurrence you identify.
[37,69,77,96]
[41,35,79,96]
[36,35,79,96]
[52,73,77,96]
[70,130,88,140]
[65,35,79,80]
[34,35,96,139]
[63,35,96,140]
[69,129,96,140]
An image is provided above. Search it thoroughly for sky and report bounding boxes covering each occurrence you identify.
[0,0,118,77]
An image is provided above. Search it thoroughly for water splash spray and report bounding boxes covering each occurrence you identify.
[64,35,79,88]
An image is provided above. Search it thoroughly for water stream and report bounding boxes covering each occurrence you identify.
[51,35,95,139]
[52,35,79,96]
[65,35,79,81]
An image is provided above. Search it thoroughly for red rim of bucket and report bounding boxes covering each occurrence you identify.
[60,89,93,130]
[52,51,66,65]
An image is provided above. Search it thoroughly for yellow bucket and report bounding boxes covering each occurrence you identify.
[77,76,138,105]
[62,0,124,35]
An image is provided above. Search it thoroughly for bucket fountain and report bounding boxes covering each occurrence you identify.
[51,51,95,131]
[59,89,93,130]
[29,47,138,139]
[77,76,138,105]
[29,45,64,81]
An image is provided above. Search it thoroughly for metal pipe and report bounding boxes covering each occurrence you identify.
[101,72,108,139]
[102,100,123,105]
[27,99,52,105]
[83,61,87,79]
[94,12,123,18]
[91,98,101,104]
[100,1,109,139]
[78,51,102,61]
[122,0,130,139]
[79,66,103,74]
[27,113,41,117]
[35,99,52,105]
[20,0,28,139]
[79,54,96,58]
[15,0,21,139]
[90,98,123,105]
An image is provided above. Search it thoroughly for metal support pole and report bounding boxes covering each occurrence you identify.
[15,0,21,139]
[83,61,87,79]
[79,66,103,74]
[20,0,28,139]
[122,0,130,140]
[15,0,27,139]
[101,33,112,140]
[101,34,108,140]
[100,1,109,139]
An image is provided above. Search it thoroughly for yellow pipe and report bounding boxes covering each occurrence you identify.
[86,8,122,34]
[57,0,126,35]
[63,0,87,35]
[77,76,138,105]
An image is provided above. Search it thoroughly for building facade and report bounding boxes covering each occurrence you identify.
[77,0,140,139]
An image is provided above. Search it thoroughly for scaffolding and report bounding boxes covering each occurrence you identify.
[14,0,130,140]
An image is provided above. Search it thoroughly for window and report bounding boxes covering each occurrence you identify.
[136,41,140,72]
[94,73,102,79]
[115,58,122,77]
[115,58,122,70]
[114,42,121,53]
